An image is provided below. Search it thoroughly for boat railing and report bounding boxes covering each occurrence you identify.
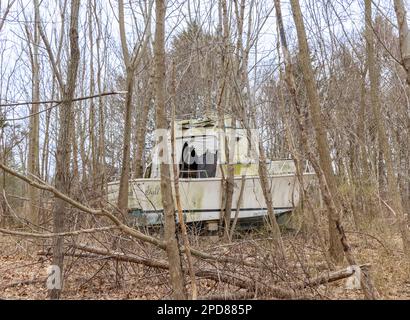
[179,169,209,178]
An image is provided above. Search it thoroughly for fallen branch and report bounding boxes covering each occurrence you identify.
[0,226,118,238]
[63,244,295,298]
[0,162,256,267]
[71,244,297,298]
[42,243,367,299]
[195,270,297,299]
[199,291,256,300]
[295,264,370,289]
[38,250,104,260]
[69,244,169,270]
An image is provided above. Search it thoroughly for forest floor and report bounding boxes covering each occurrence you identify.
[0,223,409,300]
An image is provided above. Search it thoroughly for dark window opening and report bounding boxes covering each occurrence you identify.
[179,141,217,178]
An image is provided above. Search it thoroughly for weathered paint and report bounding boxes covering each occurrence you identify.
[106,117,316,226]
[107,173,316,226]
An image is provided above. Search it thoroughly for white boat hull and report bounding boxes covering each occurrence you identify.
[107,174,314,226]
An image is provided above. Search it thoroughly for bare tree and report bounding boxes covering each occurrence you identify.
[0,0,15,33]
[38,0,81,299]
[393,0,410,219]
[117,0,152,214]
[394,0,410,85]
[23,0,41,226]
[365,0,410,258]
[154,0,186,299]
[289,0,344,263]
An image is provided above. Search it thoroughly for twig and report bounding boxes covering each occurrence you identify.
[0,91,127,107]
[0,226,118,238]
[345,230,390,253]
[2,92,128,121]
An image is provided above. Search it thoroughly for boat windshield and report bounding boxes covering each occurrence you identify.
[179,136,218,178]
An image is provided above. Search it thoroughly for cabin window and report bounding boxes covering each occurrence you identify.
[179,136,217,178]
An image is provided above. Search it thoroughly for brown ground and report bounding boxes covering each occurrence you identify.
[0,224,409,300]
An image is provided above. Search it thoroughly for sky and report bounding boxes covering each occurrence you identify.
[0,0,408,170]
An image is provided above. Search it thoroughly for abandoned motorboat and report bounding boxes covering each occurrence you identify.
[107,117,314,229]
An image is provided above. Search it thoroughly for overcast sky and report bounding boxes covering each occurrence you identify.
[0,0,408,122]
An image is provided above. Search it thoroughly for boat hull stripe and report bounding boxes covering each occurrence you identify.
[133,207,293,214]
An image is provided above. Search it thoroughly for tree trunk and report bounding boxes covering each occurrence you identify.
[170,62,197,299]
[154,0,186,300]
[117,70,135,213]
[394,0,410,222]
[87,0,98,188]
[394,0,410,86]
[365,0,410,258]
[117,0,151,212]
[289,0,344,264]
[50,0,81,300]
[258,142,286,259]
[94,0,106,192]
[27,0,40,226]
[134,56,153,178]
